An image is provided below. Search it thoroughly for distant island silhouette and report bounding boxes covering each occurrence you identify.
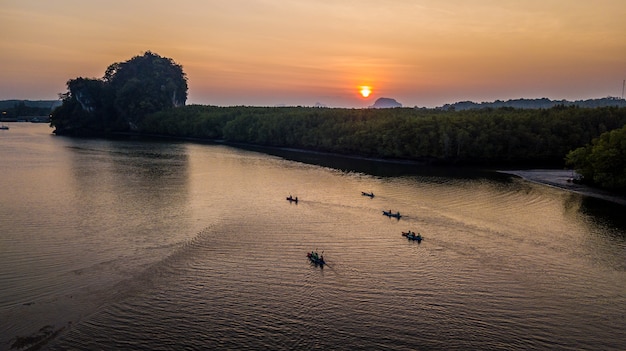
[370,97,402,108]
[436,97,626,110]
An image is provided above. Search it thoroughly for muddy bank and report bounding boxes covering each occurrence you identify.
[499,169,626,206]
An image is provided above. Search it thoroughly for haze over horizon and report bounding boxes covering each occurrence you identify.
[1,0,625,108]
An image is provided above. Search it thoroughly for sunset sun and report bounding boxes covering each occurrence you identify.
[359,86,372,98]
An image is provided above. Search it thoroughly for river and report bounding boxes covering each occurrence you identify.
[1,123,625,350]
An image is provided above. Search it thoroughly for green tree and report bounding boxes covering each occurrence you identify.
[565,146,593,180]
[566,124,626,192]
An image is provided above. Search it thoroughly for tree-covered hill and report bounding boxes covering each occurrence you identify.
[50,51,187,136]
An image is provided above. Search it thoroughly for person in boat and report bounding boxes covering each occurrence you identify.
[295,196,298,202]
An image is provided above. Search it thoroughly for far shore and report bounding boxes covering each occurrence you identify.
[498,169,626,205]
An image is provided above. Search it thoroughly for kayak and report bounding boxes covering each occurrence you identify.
[402,231,423,242]
[383,210,401,219]
[307,252,325,266]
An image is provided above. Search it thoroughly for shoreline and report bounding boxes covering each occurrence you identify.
[72,131,626,206]
[498,169,626,206]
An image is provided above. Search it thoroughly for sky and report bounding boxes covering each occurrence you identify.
[1,0,625,108]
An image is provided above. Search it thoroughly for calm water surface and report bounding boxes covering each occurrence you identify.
[1,123,625,350]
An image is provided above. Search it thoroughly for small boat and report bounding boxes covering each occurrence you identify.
[383,210,401,219]
[0,124,8,130]
[286,195,298,203]
[402,231,423,243]
[307,251,325,266]
[361,191,374,198]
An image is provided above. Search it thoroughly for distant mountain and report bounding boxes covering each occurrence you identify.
[371,97,402,108]
[438,97,626,111]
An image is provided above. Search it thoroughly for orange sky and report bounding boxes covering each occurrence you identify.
[1,0,625,107]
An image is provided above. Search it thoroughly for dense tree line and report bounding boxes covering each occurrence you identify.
[142,105,626,167]
[50,52,187,136]
[566,125,626,193]
[0,101,54,120]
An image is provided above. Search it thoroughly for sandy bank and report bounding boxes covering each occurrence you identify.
[498,169,626,206]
